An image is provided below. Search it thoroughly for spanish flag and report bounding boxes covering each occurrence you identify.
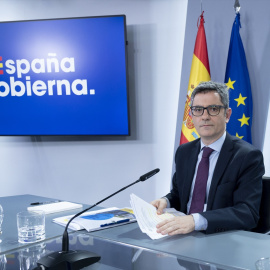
[180,12,211,145]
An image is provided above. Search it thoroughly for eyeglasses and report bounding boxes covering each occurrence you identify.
[190,105,227,116]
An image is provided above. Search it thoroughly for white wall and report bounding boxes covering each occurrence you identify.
[0,0,188,207]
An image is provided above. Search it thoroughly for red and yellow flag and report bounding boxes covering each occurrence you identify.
[180,12,211,145]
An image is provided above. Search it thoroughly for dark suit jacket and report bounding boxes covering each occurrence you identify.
[166,132,265,234]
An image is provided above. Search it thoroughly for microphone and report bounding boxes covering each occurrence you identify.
[37,168,160,270]
[139,168,160,181]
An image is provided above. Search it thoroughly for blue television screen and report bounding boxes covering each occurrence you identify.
[0,15,129,135]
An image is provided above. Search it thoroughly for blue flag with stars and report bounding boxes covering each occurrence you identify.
[225,13,253,144]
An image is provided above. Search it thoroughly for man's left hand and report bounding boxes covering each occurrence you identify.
[156,215,195,235]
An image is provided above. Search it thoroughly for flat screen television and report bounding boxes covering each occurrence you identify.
[0,15,129,136]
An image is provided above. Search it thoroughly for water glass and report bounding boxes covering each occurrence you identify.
[255,257,270,270]
[17,211,45,244]
[0,205,3,244]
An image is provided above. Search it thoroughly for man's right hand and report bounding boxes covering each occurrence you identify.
[151,198,167,215]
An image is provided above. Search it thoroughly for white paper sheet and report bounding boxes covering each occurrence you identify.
[130,193,185,240]
[27,201,83,214]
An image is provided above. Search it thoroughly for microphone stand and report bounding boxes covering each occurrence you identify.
[36,168,160,270]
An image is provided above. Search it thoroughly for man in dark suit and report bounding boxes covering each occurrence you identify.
[151,81,265,235]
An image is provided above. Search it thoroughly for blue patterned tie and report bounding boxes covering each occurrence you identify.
[189,147,214,214]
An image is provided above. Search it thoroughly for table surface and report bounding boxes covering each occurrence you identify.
[2,232,224,270]
[1,194,270,270]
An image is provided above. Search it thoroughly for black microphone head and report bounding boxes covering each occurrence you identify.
[139,168,160,182]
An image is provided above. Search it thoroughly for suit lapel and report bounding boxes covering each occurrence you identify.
[181,140,200,213]
[207,133,234,210]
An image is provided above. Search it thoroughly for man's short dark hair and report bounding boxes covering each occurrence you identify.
[190,81,230,109]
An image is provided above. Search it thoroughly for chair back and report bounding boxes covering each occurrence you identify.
[253,177,270,234]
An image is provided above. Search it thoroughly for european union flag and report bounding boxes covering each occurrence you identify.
[225,13,253,144]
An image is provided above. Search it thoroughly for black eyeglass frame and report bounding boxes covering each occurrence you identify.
[190,105,227,116]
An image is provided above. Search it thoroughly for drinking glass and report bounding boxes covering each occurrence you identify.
[256,257,270,270]
[17,211,45,244]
